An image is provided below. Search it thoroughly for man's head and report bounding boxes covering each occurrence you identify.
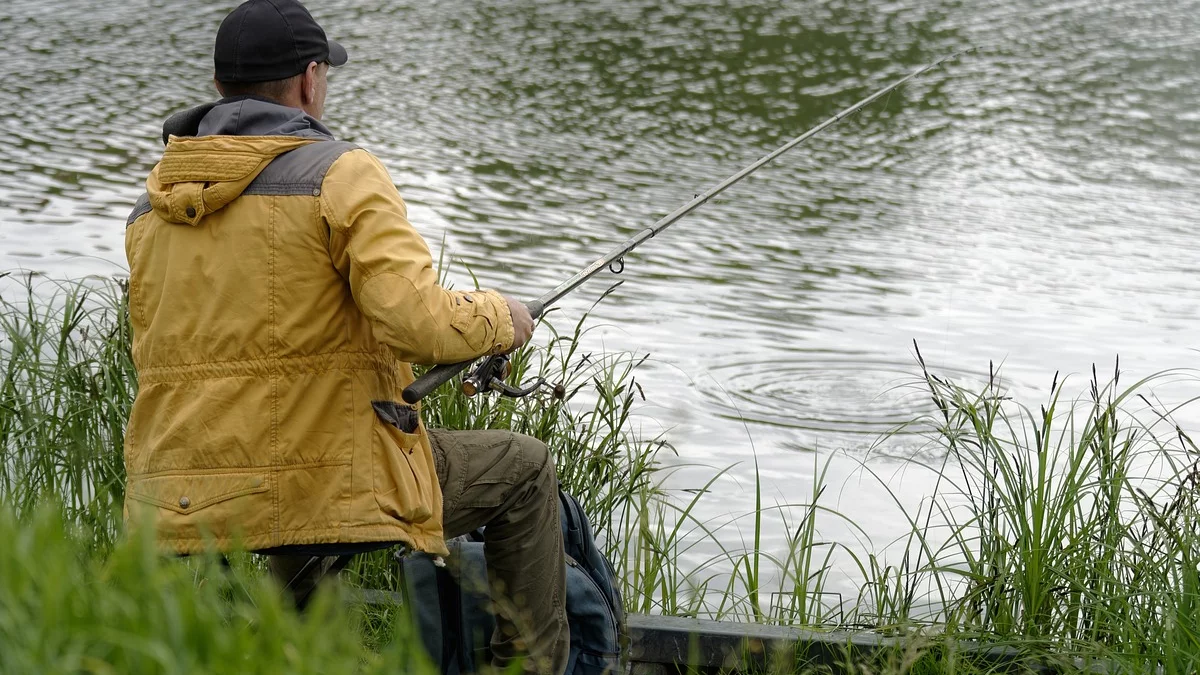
[212,0,348,120]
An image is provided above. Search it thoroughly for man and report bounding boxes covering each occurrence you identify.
[122,1,568,673]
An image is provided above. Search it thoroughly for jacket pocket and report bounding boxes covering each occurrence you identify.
[127,472,269,515]
[372,420,434,524]
[372,400,419,434]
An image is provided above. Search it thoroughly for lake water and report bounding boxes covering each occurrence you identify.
[3,0,1199,608]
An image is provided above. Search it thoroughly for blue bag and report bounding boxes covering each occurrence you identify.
[401,490,626,675]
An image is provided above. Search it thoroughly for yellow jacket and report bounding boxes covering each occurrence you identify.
[124,98,513,556]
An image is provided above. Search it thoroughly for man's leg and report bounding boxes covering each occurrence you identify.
[428,429,569,675]
[266,554,346,611]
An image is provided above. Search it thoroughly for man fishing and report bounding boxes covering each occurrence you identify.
[122,0,567,672]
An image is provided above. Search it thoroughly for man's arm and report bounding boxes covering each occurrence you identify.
[321,149,524,364]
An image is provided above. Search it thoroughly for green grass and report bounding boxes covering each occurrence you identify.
[0,501,441,674]
[0,273,132,556]
[861,345,1200,669]
[5,274,1200,673]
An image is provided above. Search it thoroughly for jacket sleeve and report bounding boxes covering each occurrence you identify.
[320,149,515,365]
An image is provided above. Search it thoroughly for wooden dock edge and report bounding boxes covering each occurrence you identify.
[623,614,1067,674]
[349,589,1099,674]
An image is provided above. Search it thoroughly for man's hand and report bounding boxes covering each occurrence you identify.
[504,295,534,352]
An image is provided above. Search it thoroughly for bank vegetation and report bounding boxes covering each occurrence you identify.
[2,273,1198,673]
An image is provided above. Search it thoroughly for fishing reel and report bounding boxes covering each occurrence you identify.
[461,354,566,400]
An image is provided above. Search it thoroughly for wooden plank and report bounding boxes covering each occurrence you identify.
[349,589,1077,673]
[627,614,887,672]
[623,614,1069,673]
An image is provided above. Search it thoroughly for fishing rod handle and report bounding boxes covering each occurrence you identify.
[401,298,544,404]
[401,360,471,404]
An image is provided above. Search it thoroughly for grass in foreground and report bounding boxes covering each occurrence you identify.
[0,502,438,674]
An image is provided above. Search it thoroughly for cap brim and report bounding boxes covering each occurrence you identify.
[327,39,349,67]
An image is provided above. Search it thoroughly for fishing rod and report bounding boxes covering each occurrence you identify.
[402,49,970,405]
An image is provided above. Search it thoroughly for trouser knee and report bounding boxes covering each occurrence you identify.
[511,432,555,487]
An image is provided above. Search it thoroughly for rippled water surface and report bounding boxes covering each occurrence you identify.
[4,0,1199,592]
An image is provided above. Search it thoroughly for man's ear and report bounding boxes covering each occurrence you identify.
[213,77,225,97]
[302,62,319,104]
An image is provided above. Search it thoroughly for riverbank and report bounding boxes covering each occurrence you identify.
[3,275,1199,672]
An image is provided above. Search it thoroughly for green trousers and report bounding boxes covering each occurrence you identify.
[267,429,569,675]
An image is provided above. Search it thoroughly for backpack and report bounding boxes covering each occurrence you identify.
[400,490,627,675]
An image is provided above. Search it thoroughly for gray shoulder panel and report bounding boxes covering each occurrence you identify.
[245,140,358,196]
[127,193,152,227]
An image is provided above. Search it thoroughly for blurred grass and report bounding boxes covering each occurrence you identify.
[0,502,438,674]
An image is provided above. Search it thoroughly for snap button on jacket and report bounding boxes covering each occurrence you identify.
[124,101,514,556]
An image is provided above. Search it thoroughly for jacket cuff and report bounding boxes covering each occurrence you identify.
[481,290,515,354]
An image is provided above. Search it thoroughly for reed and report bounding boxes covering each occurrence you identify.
[0,273,132,555]
[855,345,1200,669]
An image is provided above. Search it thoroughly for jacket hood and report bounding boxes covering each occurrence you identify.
[147,98,333,226]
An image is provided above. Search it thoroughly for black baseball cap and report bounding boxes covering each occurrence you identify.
[214,0,348,83]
